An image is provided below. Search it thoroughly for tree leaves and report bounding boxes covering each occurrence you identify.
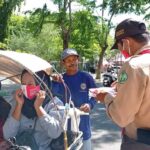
[0,0,24,42]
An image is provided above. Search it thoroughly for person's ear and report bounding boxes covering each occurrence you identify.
[77,56,80,61]
[122,38,130,49]
[117,42,122,50]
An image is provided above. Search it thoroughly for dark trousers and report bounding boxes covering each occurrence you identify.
[121,135,150,150]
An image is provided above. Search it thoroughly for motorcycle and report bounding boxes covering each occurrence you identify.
[102,71,117,87]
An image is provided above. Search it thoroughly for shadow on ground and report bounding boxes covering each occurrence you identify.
[91,104,121,143]
[91,81,121,149]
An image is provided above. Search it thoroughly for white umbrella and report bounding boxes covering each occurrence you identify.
[0,50,52,83]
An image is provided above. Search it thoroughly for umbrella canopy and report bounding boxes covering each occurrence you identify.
[0,50,52,83]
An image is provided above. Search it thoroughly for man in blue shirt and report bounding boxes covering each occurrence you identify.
[52,48,96,150]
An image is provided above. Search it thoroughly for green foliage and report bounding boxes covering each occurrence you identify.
[0,42,7,49]
[30,24,62,61]
[8,16,62,62]
[8,14,63,61]
[77,0,96,10]
[0,0,4,6]
[71,11,94,45]
[28,4,51,36]
[3,0,150,75]
[104,36,116,59]
[107,0,146,15]
[70,9,113,62]
[9,15,29,35]
[0,0,24,42]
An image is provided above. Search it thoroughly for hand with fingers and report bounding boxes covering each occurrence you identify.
[95,92,107,103]
[34,90,46,108]
[80,103,91,113]
[15,89,24,107]
[51,73,64,82]
[12,89,25,120]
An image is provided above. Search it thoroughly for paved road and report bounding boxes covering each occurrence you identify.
[90,80,121,150]
[91,103,121,150]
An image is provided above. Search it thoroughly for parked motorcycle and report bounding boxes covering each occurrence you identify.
[102,71,117,87]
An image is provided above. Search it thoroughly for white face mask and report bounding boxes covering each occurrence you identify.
[21,85,40,100]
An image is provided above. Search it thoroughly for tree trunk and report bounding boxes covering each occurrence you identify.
[96,46,107,79]
[0,0,23,43]
[0,2,11,42]
[63,30,69,50]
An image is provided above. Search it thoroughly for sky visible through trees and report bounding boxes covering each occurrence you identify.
[21,0,144,37]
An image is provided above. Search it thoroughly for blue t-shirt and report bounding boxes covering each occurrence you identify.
[51,71,96,140]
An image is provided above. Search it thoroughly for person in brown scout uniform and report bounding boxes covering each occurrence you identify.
[95,18,150,150]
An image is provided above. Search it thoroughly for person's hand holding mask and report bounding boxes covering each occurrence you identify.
[15,89,24,106]
[34,90,46,108]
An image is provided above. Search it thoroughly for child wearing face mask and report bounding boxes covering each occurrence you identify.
[3,70,64,150]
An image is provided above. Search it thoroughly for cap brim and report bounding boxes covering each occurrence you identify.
[62,54,79,60]
[111,41,118,50]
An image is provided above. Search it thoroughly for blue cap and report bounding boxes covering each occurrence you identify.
[61,48,79,60]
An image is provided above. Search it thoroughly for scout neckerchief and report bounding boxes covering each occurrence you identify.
[139,49,150,55]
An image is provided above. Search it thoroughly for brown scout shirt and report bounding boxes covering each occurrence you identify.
[104,44,150,140]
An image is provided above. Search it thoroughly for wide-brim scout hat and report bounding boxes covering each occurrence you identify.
[111,18,147,50]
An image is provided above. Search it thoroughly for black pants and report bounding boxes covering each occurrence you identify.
[121,135,150,150]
